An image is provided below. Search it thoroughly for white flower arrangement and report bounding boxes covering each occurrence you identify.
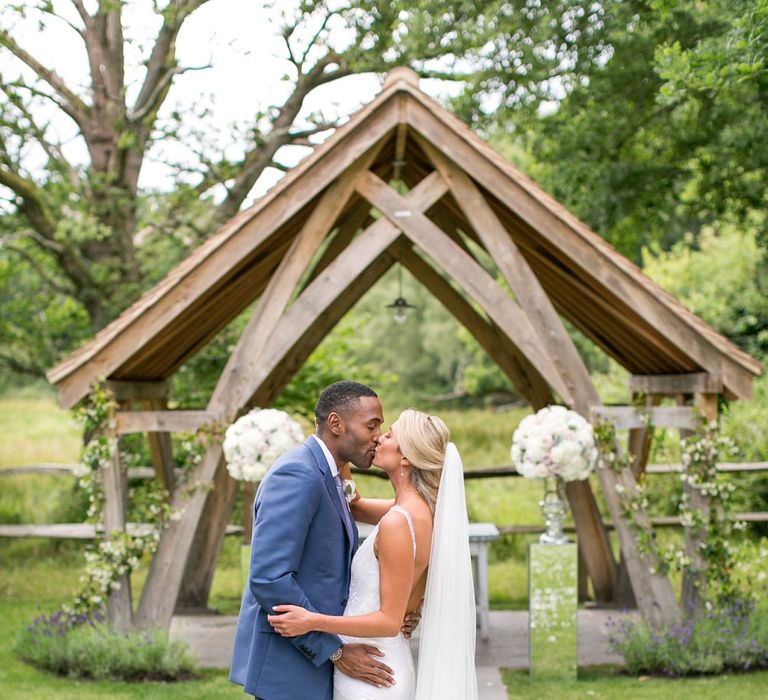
[511,405,597,482]
[223,408,305,482]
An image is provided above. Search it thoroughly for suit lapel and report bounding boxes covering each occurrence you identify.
[306,437,356,551]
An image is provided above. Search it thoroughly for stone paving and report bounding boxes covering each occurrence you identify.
[170,608,630,700]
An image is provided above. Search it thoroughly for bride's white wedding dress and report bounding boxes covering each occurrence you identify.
[334,443,478,700]
[333,505,417,700]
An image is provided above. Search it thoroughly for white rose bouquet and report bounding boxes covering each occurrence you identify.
[223,408,305,482]
[511,405,597,482]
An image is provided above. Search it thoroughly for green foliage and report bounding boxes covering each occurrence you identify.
[14,612,197,681]
[516,0,768,261]
[610,599,768,676]
[642,225,768,361]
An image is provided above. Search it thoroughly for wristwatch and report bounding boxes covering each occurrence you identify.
[329,645,344,662]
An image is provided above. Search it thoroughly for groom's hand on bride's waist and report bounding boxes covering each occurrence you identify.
[333,643,395,688]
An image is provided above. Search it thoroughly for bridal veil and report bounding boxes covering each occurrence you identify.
[415,442,478,699]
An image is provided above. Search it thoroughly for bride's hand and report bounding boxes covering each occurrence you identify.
[268,604,315,637]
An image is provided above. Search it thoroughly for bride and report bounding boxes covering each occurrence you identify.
[268,409,478,699]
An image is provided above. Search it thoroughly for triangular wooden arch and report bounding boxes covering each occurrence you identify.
[47,68,761,630]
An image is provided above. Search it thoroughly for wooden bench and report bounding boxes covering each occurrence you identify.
[357,521,500,641]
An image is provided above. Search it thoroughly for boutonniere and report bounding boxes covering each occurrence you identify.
[342,479,357,504]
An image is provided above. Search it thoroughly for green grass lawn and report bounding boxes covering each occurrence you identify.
[501,667,768,699]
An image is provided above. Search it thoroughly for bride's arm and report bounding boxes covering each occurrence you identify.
[269,514,414,638]
[340,466,394,525]
[350,496,395,525]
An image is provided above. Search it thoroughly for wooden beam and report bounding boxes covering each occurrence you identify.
[176,449,239,612]
[136,172,449,629]
[627,393,661,479]
[591,405,697,431]
[629,373,723,395]
[392,121,408,182]
[115,410,220,434]
[101,413,132,630]
[248,253,396,411]
[105,380,170,401]
[210,139,388,415]
[416,135,597,406]
[300,198,372,291]
[355,170,572,402]
[144,397,176,495]
[397,242,554,409]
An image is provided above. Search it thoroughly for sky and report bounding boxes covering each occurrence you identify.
[1,1,458,205]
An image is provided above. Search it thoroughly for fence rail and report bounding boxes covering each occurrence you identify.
[2,460,766,540]
[3,461,767,479]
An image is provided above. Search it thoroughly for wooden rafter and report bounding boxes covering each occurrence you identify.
[355,170,573,402]
[210,139,388,415]
[396,241,554,409]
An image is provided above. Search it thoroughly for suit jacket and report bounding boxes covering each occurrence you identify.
[229,437,359,699]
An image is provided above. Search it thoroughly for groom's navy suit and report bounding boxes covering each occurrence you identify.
[230,436,359,699]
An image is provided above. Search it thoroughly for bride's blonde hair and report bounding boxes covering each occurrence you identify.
[392,409,450,514]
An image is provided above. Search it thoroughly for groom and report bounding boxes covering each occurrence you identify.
[230,381,397,699]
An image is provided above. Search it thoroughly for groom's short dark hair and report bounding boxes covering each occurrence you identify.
[315,381,378,425]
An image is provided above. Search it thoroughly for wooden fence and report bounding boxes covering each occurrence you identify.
[1,461,766,539]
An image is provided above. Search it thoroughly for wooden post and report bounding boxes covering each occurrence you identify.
[614,393,658,607]
[145,396,176,496]
[101,403,132,630]
[680,392,718,613]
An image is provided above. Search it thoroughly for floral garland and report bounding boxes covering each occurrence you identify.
[594,413,743,606]
[61,385,205,622]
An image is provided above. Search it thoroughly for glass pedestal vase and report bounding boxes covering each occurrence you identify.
[539,477,570,545]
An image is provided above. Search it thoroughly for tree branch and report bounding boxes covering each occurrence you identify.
[298,8,341,68]
[0,30,90,128]
[129,62,211,123]
[69,0,91,28]
[131,0,211,118]
[287,121,339,142]
[0,166,56,238]
[2,82,82,187]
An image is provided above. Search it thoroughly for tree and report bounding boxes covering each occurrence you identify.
[0,0,398,374]
[514,0,768,261]
[0,0,622,380]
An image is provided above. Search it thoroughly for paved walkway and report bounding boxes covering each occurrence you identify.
[170,609,629,700]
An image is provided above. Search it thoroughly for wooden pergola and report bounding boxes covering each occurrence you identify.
[47,68,761,631]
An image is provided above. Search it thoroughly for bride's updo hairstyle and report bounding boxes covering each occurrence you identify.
[392,409,450,514]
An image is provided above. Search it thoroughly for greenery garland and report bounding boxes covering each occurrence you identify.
[594,413,744,608]
[61,384,206,623]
